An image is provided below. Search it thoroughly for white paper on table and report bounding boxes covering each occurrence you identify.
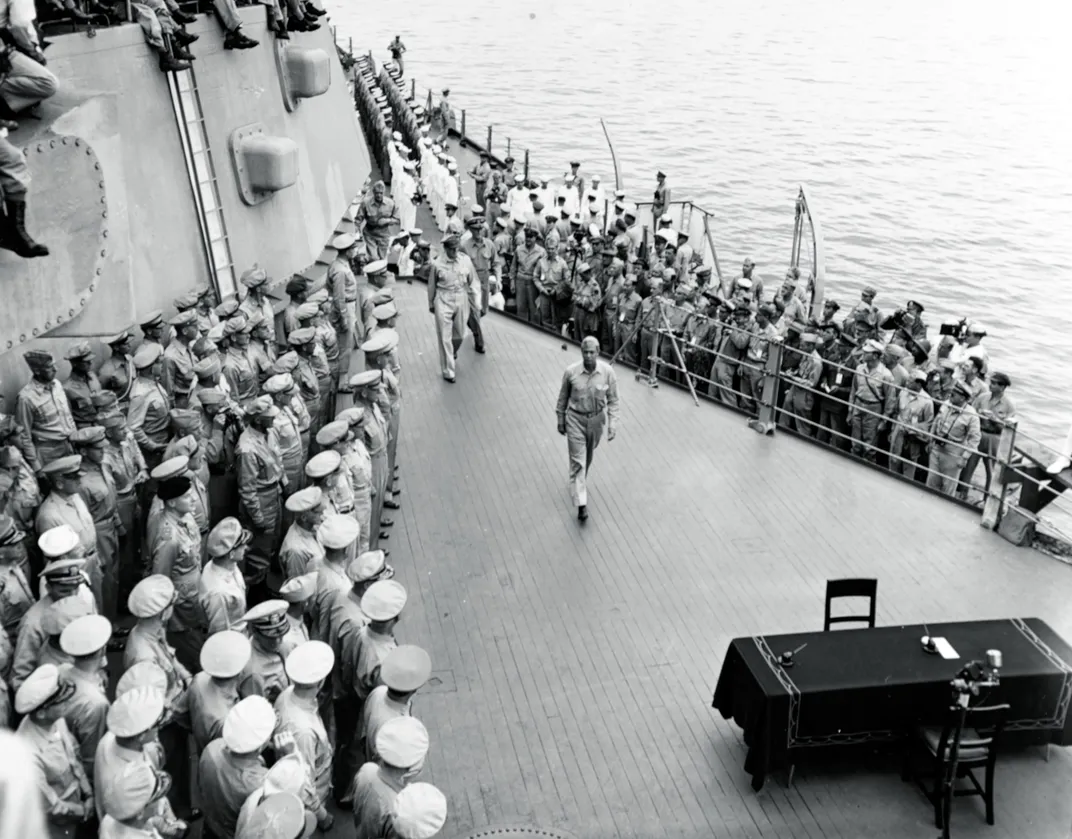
[932,637,960,660]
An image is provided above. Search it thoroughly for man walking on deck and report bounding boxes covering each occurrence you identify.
[556,337,619,522]
[428,233,480,383]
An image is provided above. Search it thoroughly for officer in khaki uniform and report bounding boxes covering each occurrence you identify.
[927,380,982,496]
[236,398,286,603]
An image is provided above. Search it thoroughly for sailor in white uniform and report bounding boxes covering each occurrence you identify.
[397,161,418,232]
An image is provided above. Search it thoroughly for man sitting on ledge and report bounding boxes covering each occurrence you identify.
[0,119,47,258]
[128,0,200,72]
[0,0,58,120]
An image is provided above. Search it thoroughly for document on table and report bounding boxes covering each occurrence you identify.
[931,637,959,660]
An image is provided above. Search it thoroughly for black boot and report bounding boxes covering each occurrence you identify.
[577,505,588,521]
[0,199,49,258]
[303,4,325,17]
[272,20,289,39]
[171,8,196,23]
[159,52,191,72]
[173,45,195,61]
[224,28,259,49]
[173,28,199,45]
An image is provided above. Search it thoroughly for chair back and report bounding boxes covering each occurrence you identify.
[936,702,1010,767]
[823,578,877,631]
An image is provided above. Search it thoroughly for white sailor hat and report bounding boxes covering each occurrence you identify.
[263,754,308,796]
[408,227,422,238]
[285,486,323,513]
[736,277,753,290]
[361,329,399,355]
[115,660,169,698]
[223,695,276,754]
[60,613,112,656]
[372,302,399,322]
[318,514,361,550]
[316,420,350,448]
[279,571,318,603]
[243,792,315,839]
[200,629,252,678]
[370,288,395,305]
[337,406,367,426]
[403,160,417,172]
[305,450,343,480]
[364,259,389,276]
[966,322,988,335]
[242,600,290,637]
[332,232,357,251]
[132,342,163,369]
[381,645,433,693]
[43,595,94,636]
[361,579,407,621]
[376,716,430,769]
[150,455,189,482]
[348,549,389,583]
[391,782,448,839]
[349,369,383,388]
[514,173,524,183]
[14,664,74,714]
[107,685,166,737]
[284,640,335,685]
[657,229,677,244]
[38,524,81,559]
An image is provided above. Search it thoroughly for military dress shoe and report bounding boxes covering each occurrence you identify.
[173,28,198,45]
[224,30,258,49]
[474,344,486,354]
[172,8,197,23]
[380,518,394,527]
[379,531,390,540]
[443,374,455,383]
[578,505,588,522]
[384,499,401,510]
[172,46,195,61]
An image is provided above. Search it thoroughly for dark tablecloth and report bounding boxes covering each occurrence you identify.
[711,618,1072,790]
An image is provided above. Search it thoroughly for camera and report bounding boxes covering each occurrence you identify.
[939,317,969,340]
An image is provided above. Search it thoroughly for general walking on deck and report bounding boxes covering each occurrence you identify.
[556,337,619,521]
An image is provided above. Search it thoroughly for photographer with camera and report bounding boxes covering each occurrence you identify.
[882,299,927,352]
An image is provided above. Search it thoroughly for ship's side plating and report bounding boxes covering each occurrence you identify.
[0,9,370,402]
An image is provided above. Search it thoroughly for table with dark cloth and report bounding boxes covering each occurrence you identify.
[711,618,1072,790]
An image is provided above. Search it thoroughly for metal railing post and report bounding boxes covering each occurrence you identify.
[487,125,493,153]
[460,109,466,142]
[506,137,512,158]
[981,418,1019,530]
[524,149,530,182]
[750,337,784,435]
[410,79,416,99]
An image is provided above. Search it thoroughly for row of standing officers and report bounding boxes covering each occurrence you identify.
[0,256,450,837]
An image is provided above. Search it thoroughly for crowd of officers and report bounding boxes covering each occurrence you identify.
[356,75,1018,501]
[0,260,451,838]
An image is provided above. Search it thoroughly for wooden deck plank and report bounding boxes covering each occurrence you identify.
[336,180,1072,838]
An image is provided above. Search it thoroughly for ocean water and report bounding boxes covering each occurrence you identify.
[329,0,1072,446]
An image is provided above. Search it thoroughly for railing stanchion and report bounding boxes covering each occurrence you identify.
[487,125,493,153]
[507,137,512,158]
[982,419,1019,530]
[750,337,784,435]
[460,109,466,143]
[524,149,530,182]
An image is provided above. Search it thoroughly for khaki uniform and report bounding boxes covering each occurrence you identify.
[63,372,102,429]
[555,360,620,508]
[149,508,204,669]
[77,462,122,619]
[927,402,982,496]
[15,378,76,471]
[236,427,285,588]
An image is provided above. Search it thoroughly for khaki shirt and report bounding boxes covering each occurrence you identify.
[555,360,620,432]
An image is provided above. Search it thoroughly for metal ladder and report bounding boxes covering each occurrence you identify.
[168,68,238,300]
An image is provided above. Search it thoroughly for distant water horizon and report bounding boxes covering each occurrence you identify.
[329,0,1072,445]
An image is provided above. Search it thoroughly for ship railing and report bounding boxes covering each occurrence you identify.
[632,302,1072,547]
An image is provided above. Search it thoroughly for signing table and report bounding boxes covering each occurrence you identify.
[711,618,1072,790]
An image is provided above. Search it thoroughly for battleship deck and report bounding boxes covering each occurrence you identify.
[332,269,1072,839]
